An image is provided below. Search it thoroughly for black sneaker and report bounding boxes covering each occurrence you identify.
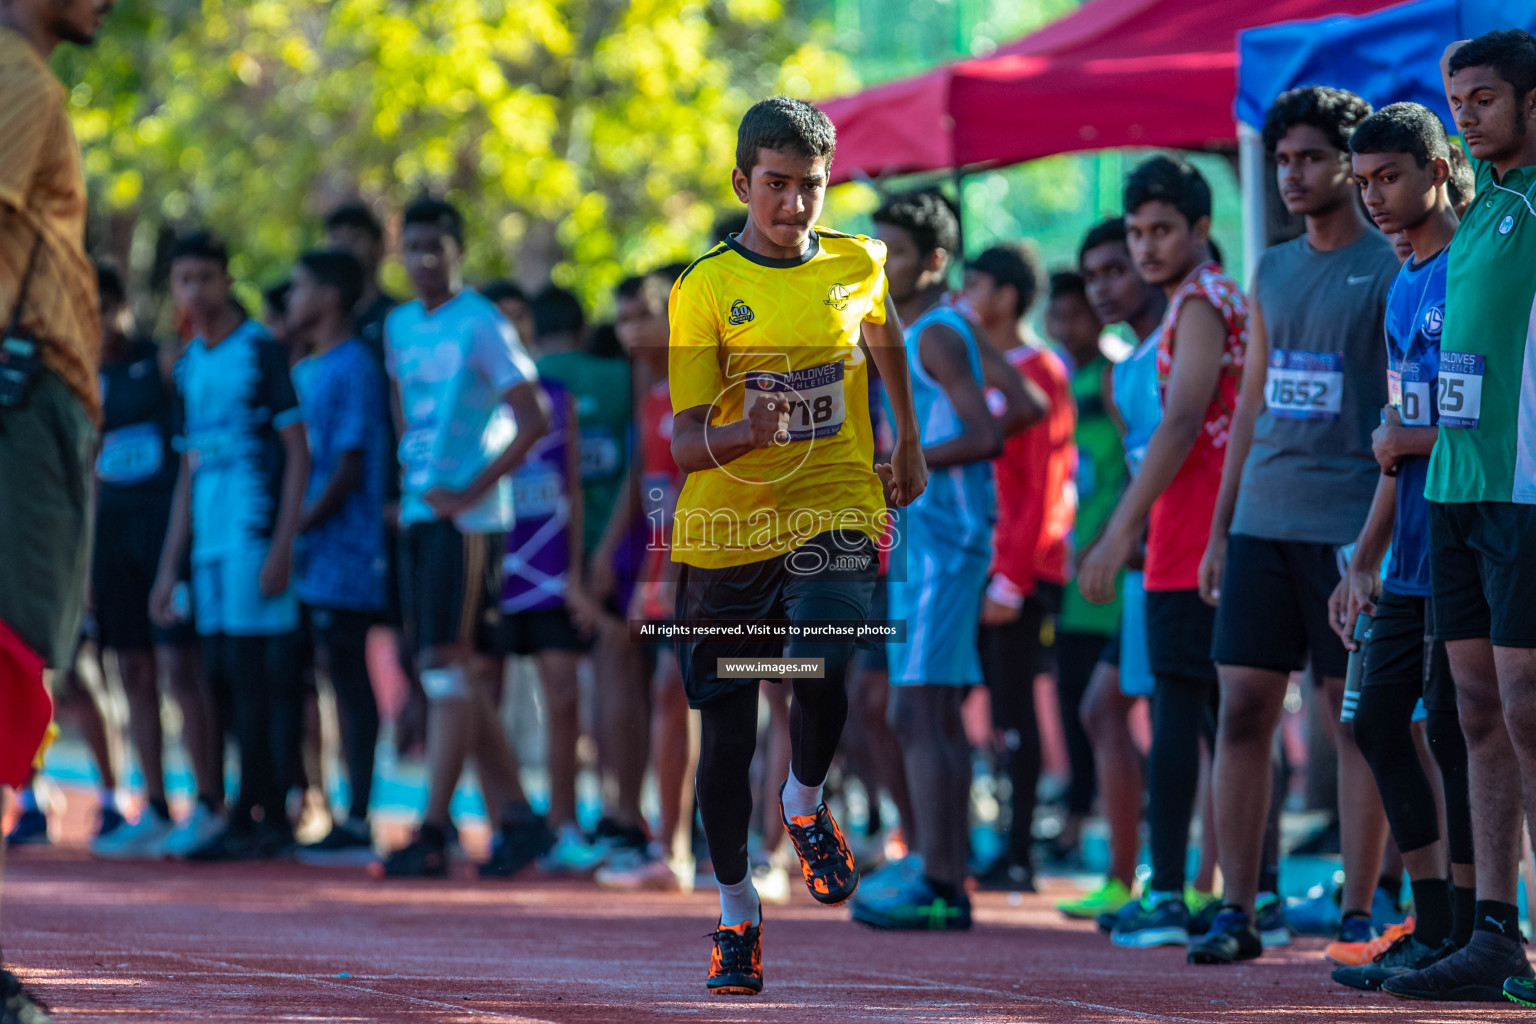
[370,823,449,878]
[1333,935,1455,991]
[1256,895,1293,947]
[706,920,763,996]
[295,820,374,866]
[1,968,50,1024]
[1111,897,1189,949]
[1187,907,1263,964]
[780,786,859,906]
[974,853,1036,893]
[183,824,265,862]
[479,816,557,879]
[1382,931,1534,1001]
[1188,898,1223,940]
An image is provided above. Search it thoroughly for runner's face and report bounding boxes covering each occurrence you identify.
[1045,293,1102,363]
[284,265,328,338]
[1274,123,1354,218]
[402,224,459,300]
[1352,150,1443,236]
[494,297,536,349]
[959,270,1013,328]
[732,148,827,252]
[1081,240,1146,325]
[615,293,667,354]
[324,225,383,276]
[47,0,115,45]
[170,257,231,324]
[1450,64,1533,163]
[1125,201,1207,288]
[875,223,932,305]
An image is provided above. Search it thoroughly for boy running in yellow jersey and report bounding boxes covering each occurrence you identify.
[668,96,926,995]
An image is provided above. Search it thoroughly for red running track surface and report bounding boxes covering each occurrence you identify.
[3,849,1526,1023]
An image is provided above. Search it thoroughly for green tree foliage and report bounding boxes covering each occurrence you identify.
[55,0,855,310]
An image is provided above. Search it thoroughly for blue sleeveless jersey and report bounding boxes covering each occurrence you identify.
[895,304,995,558]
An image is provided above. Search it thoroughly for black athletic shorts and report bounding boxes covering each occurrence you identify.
[1145,587,1218,684]
[499,605,588,656]
[91,496,195,651]
[674,530,876,709]
[398,520,503,656]
[1211,533,1348,679]
[1099,633,1122,668]
[1361,589,1456,713]
[1430,501,1536,648]
[979,581,1060,736]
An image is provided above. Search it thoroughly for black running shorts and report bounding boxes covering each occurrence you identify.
[1361,589,1455,713]
[1430,501,1536,648]
[398,520,503,656]
[1145,587,1218,684]
[92,496,195,650]
[499,606,588,656]
[1211,533,1348,680]
[674,531,876,709]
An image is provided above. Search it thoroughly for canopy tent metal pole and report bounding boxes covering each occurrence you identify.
[1239,122,1266,288]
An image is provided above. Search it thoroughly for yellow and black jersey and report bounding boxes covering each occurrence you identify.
[668,226,889,568]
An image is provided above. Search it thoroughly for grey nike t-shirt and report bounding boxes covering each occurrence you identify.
[1231,229,1397,544]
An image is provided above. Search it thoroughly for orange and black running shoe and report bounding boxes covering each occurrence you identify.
[706,920,763,995]
[781,784,859,905]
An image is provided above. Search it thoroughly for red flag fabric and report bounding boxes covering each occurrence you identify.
[0,617,51,788]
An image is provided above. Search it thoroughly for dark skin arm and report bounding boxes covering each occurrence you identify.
[148,455,193,627]
[1372,407,1437,474]
[1198,292,1269,605]
[1328,471,1395,650]
[978,340,1046,438]
[1078,297,1227,605]
[259,421,311,598]
[916,322,1001,468]
[298,449,362,534]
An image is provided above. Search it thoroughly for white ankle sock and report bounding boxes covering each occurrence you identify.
[718,876,761,927]
[780,767,823,820]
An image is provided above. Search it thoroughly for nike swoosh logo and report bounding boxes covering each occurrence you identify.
[1347,275,1373,285]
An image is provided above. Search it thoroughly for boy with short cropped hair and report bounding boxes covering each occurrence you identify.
[150,230,311,861]
[285,247,391,864]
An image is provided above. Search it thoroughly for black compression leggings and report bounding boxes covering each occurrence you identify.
[310,608,381,822]
[697,679,852,887]
[1055,631,1108,817]
[205,632,301,831]
[1354,688,1473,867]
[1148,671,1216,893]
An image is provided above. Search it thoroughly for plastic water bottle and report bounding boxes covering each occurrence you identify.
[1340,613,1373,724]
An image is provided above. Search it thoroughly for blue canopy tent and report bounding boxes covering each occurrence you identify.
[1231,0,1536,268]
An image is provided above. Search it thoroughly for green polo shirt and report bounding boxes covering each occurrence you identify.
[1425,158,1536,505]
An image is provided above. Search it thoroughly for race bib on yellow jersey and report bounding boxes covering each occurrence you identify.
[743,360,846,442]
[1267,350,1343,420]
[1436,353,1484,429]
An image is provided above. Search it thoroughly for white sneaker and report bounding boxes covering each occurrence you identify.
[156,804,226,859]
[540,825,607,874]
[596,846,695,893]
[91,810,176,860]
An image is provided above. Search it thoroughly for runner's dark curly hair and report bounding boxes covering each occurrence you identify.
[1262,86,1373,155]
[871,188,960,259]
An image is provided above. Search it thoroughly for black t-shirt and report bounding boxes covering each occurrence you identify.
[354,291,398,369]
[97,338,180,506]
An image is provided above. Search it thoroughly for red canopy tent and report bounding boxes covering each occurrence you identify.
[821,0,1409,185]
